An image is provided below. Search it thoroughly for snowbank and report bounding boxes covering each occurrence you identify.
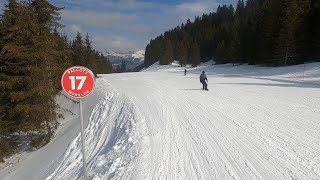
[46,80,149,180]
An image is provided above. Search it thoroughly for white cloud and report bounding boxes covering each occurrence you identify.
[177,2,209,14]
[173,1,224,21]
[67,24,82,33]
[110,0,154,10]
[61,9,152,33]
[91,36,140,53]
[62,10,137,28]
[54,0,156,11]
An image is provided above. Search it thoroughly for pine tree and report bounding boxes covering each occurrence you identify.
[83,33,94,70]
[273,0,310,65]
[51,32,72,91]
[28,0,69,141]
[305,0,320,60]
[0,0,33,133]
[144,44,152,67]
[72,32,84,66]
[177,41,188,66]
[231,0,245,63]
[235,0,245,17]
[243,0,260,63]
[0,0,62,148]
[190,41,201,67]
[255,0,277,64]
[229,21,240,64]
[216,40,227,62]
[160,38,174,65]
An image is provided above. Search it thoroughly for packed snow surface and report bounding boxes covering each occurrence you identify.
[1,61,320,180]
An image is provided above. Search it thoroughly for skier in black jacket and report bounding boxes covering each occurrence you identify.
[200,71,208,90]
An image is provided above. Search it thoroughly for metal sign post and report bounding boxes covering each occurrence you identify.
[79,99,87,180]
[61,66,95,180]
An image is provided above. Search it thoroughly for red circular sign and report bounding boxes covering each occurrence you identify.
[61,66,95,99]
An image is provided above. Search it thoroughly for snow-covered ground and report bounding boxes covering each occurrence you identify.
[1,61,320,180]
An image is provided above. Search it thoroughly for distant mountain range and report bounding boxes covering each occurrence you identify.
[106,50,144,71]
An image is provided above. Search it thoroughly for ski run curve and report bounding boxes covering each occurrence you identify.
[3,61,320,180]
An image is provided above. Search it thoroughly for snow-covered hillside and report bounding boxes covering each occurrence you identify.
[1,61,320,180]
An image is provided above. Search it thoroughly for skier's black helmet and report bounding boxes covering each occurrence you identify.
[202,71,205,74]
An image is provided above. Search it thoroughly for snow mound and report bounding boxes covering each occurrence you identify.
[46,86,149,180]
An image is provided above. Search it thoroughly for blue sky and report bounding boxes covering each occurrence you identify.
[0,0,237,53]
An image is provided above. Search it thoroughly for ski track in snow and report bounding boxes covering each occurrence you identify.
[3,61,320,180]
[107,62,320,180]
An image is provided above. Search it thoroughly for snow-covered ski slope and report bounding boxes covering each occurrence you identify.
[2,61,320,180]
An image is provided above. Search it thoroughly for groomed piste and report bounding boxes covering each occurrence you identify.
[1,61,320,180]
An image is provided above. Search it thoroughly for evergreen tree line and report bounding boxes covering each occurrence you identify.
[145,0,320,67]
[0,0,113,161]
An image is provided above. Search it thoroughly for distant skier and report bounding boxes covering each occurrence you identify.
[200,71,208,90]
[184,69,187,76]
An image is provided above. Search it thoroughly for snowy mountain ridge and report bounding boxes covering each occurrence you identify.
[131,50,145,60]
[106,50,144,71]
[106,50,144,62]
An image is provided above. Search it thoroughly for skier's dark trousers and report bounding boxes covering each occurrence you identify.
[200,71,208,90]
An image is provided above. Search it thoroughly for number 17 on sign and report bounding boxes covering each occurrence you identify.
[69,76,87,90]
[61,66,95,180]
